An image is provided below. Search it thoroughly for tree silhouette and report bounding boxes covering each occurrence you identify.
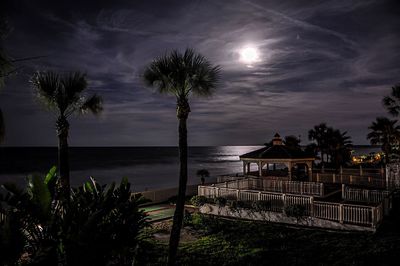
[31,71,102,199]
[143,49,220,265]
[367,117,400,164]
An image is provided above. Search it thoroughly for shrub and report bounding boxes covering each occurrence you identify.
[253,200,272,212]
[0,167,149,266]
[190,195,208,207]
[214,196,227,207]
[284,204,307,218]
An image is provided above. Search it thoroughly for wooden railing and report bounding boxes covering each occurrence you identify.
[314,202,340,222]
[198,185,383,228]
[214,178,324,197]
[342,185,390,203]
[312,173,386,188]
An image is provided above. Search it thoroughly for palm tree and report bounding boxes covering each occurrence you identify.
[308,123,328,164]
[196,169,210,185]
[367,117,400,164]
[30,71,102,199]
[143,49,220,265]
[326,129,352,169]
[383,84,400,116]
[284,135,301,149]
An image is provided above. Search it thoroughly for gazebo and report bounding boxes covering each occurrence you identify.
[239,133,315,180]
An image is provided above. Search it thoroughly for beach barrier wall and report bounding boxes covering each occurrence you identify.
[136,184,199,204]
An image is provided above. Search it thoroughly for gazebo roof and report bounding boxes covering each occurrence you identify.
[240,133,314,160]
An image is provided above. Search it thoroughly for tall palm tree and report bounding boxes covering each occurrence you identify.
[383,84,400,116]
[143,49,220,265]
[31,71,102,199]
[308,123,328,165]
[367,117,400,164]
[326,129,352,169]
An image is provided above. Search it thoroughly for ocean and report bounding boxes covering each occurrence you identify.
[0,146,380,192]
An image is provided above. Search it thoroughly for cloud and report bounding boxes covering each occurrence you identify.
[1,0,399,145]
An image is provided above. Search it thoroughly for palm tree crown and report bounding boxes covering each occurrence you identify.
[383,84,400,116]
[367,117,400,163]
[32,71,102,118]
[144,49,220,117]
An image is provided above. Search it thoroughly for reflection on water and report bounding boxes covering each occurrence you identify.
[0,146,261,191]
[0,145,380,191]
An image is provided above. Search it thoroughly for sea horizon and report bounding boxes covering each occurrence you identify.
[0,145,381,192]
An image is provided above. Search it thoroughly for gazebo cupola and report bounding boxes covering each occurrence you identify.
[272,133,283,145]
[239,133,315,180]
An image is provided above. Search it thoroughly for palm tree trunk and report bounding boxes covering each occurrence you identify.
[168,103,189,266]
[57,116,70,199]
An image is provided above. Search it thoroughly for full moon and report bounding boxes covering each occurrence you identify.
[239,46,260,64]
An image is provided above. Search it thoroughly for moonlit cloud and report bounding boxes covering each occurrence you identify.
[1,0,399,146]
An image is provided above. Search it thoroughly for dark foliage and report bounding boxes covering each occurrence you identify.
[0,167,148,266]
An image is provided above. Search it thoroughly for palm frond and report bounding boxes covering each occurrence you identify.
[62,72,87,107]
[383,85,400,116]
[30,71,61,111]
[80,94,103,115]
[143,48,220,99]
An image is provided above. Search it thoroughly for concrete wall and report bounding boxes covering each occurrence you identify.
[199,204,376,232]
[136,184,198,204]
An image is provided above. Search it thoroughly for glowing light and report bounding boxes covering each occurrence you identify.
[239,46,260,64]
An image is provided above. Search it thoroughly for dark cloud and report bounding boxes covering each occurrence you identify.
[1,0,399,146]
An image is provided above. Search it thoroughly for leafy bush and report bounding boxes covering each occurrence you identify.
[253,200,272,212]
[284,204,307,218]
[214,196,227,207]
[190,195,208,207]
[183,210,193,226]
[0,167,149,266]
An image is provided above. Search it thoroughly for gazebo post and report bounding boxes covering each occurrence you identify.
[243,161,246,176]
[258,161,262,177]
[287,162,292,180]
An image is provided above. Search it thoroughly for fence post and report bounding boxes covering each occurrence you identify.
[236,189,240,200]
[317,173,320,182]
[339,204,344,224]
[321,183,324,197]
[258,192,262,201]
[216,187,220,198]
[342,184,345,199]
[310,196,314,216]
[282,194,286,214]
[371,207,376,228]
[225,182,228,188]
[300,182,304,195]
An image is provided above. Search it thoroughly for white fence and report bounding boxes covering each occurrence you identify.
[214,178,324,197]
[198,185,384,228]
[312,173,385,188]
[342,185,390,203]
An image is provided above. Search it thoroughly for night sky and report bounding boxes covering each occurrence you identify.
[1,0,399,146]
